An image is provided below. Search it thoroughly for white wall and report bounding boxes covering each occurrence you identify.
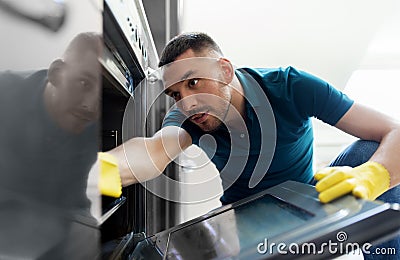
[181,0,399,89]
[0,0,102,71]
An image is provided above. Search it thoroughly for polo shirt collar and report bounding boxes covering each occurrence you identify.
[235,68,263,108]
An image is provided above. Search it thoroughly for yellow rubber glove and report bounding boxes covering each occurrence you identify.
[315,161,390,203]
[98,152,122,198]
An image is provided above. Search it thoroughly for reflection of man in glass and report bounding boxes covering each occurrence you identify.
[44,33,101,134]
[0,32,101,259]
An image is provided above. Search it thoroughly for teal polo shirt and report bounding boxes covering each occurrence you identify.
[162,66,354,204]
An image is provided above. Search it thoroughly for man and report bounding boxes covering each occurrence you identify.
[0,32,102,259]
[110,32,399,258]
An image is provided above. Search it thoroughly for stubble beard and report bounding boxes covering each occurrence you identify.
[195,86,232,133]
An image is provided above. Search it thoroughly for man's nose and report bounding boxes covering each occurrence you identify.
[81,94,99,114]
[180,93,198,112]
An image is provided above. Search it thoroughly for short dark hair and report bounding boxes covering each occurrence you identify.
[158,32,223,67]
[63,32,102,62]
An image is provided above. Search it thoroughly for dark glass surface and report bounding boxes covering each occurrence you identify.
[165,194,314,259]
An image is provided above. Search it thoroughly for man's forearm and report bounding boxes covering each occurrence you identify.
[105,126,191,187]
[108,137,166,187]
[369,126,400,188]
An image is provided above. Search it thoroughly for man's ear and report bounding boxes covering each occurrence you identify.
[48,59,65,86]
[218,58,234,84]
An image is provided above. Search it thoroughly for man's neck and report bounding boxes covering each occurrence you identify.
[43,82,57,118]
[43,82,65,131]
[225,76,247,128]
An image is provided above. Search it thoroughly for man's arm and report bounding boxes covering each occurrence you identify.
[315,102,400,202]
[107,126,192,187]
[334,103,400,187]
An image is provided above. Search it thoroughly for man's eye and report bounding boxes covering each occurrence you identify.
[188,79,198,87]
[171,92,180,100]
[79,79,93,89]
[80,80,88,87]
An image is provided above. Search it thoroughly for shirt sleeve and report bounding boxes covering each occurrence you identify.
[287,67,354,126]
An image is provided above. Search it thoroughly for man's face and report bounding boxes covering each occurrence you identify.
[163,49,233,132]
[56,50,101,133]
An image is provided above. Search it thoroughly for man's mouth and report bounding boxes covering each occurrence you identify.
[71,111,94,122]
[190,112,208,124]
